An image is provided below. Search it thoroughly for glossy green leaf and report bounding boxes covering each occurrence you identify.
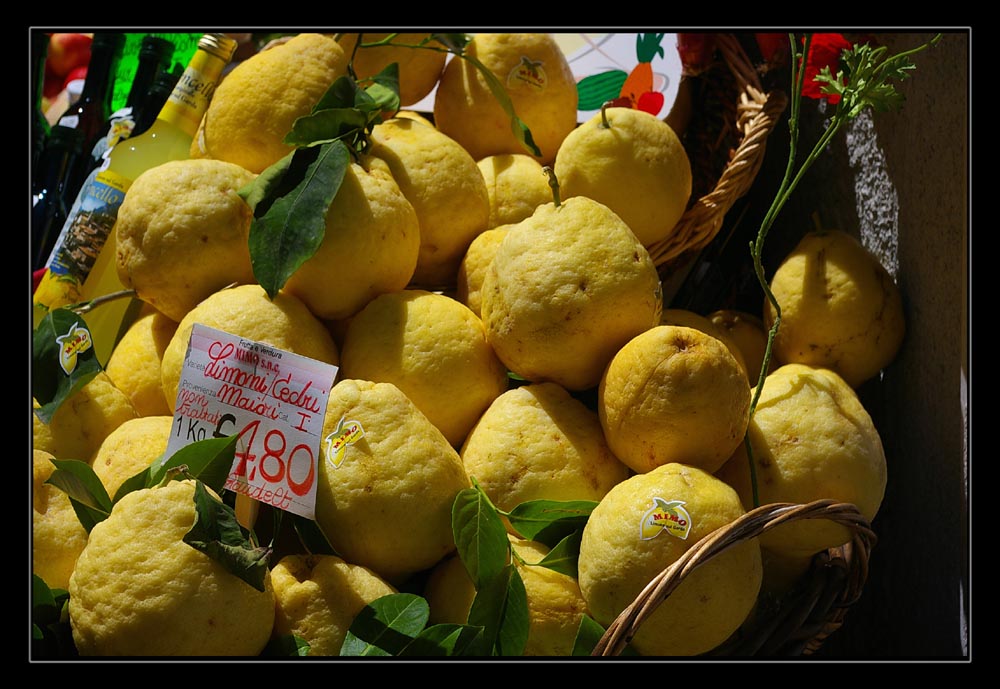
[534,529,583,578]
[248,141,350,298]
[467,564,529,657]
[238,149,295,215]
[460,51,541,158]
[45,458,113,533]
[398,623,484,657]
[283,107,369,147]
[261,634,311,657]
[452,484,510,587]
[571,614,640,657]
[428,33,471,53]
[506,498,597,546]
[292,514,339,556]
[148,434,239,495]
[340,593,430,656]
[32,309,102,424]
[182,480,270,592]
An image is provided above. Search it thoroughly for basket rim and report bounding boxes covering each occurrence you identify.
[591,498,876,657]
[646,33,789,268]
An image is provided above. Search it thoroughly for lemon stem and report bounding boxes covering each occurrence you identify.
[69,289,136,316]
[542,166,562,207]
[600,101,613,129]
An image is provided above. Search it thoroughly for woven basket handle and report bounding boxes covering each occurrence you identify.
[647,34,790,267]
[592,499,876,657]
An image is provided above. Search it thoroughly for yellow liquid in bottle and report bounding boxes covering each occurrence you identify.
[57,35,237,364]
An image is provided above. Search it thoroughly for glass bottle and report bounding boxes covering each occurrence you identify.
[89,35,175,170]
[131,64,182,138]
[33,33,239,364]
[32,32,51,174]
[32,125,85,270]
[55,32,125,201]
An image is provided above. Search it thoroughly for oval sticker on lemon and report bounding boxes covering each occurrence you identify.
[508,56,547,91]
[639,497,693,541]
[56,321,94,375]
[324,416,365,470]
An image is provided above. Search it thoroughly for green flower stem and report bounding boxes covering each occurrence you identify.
[744,32,940,507]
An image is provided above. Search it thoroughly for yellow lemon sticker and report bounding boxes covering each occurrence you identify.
[55,321,94,375]
[639,497,693,541]
[508,56,547,91]
[324,416,365,470]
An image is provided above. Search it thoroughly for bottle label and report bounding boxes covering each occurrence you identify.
[158,49,223,137]
[33,168,132,312]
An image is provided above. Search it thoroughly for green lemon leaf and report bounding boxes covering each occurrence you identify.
[429,33,471,53]
[112,464,154,504]
[31,575,73,659]
[398,623,484,657]
[572,614,607,656]
[238,149,294,215]
[261,634,311,657]
[283,107,370,148]
[361,62,400,115]
[461,51,541,158]
[467,565,529,657]
[248,140,350,298]
[533,529,583,578]
[340,593,430,656]
[182,480,270,592]
[148,434,239,495]
[44,458,113,533]
[292,513,339,556]
[505,498,597,546]
[32,308,102,424]
[452,482,510,587]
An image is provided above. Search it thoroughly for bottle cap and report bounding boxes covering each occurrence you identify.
[197,33,239,63]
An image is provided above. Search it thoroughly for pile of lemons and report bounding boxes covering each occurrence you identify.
[32,32,906,658]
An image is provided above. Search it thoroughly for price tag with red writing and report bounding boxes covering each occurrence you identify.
[165,323,338,520]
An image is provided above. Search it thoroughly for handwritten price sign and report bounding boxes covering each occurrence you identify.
[165,323,338,520]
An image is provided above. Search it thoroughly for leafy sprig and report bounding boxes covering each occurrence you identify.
[745,32,942,506]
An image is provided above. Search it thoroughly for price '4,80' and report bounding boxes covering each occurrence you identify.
[231,419,316,496]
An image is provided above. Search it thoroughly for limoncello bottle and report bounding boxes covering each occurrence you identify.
[33,33,238,365]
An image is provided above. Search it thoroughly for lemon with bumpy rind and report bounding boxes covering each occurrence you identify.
[339,289,508,448]
[577,463,762,657]
[433,33,578,165]
[764,229,906,388]
[314,379,471,583]
[68,479,275,656]
[33,372,139,464]
[270,553,396,656]
[280,155,421,322]
[33,449,89,591]
[481,195,662,392]
[368,117,490,289]
[715,363,887,557]
[599,325,750,475]
[554,106,692,248]
[114,158,257,323]
[477,153,553,230]
[193,33,348,174]
[104,307,178,417]
[456,224,513,319]
[91,415,173,498]
[660,308,749,381]
[460,382,630,523]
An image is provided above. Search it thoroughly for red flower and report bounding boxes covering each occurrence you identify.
[801,33,853,103]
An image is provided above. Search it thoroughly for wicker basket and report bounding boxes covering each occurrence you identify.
[646,33,789,270]
[592,499,877,657]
